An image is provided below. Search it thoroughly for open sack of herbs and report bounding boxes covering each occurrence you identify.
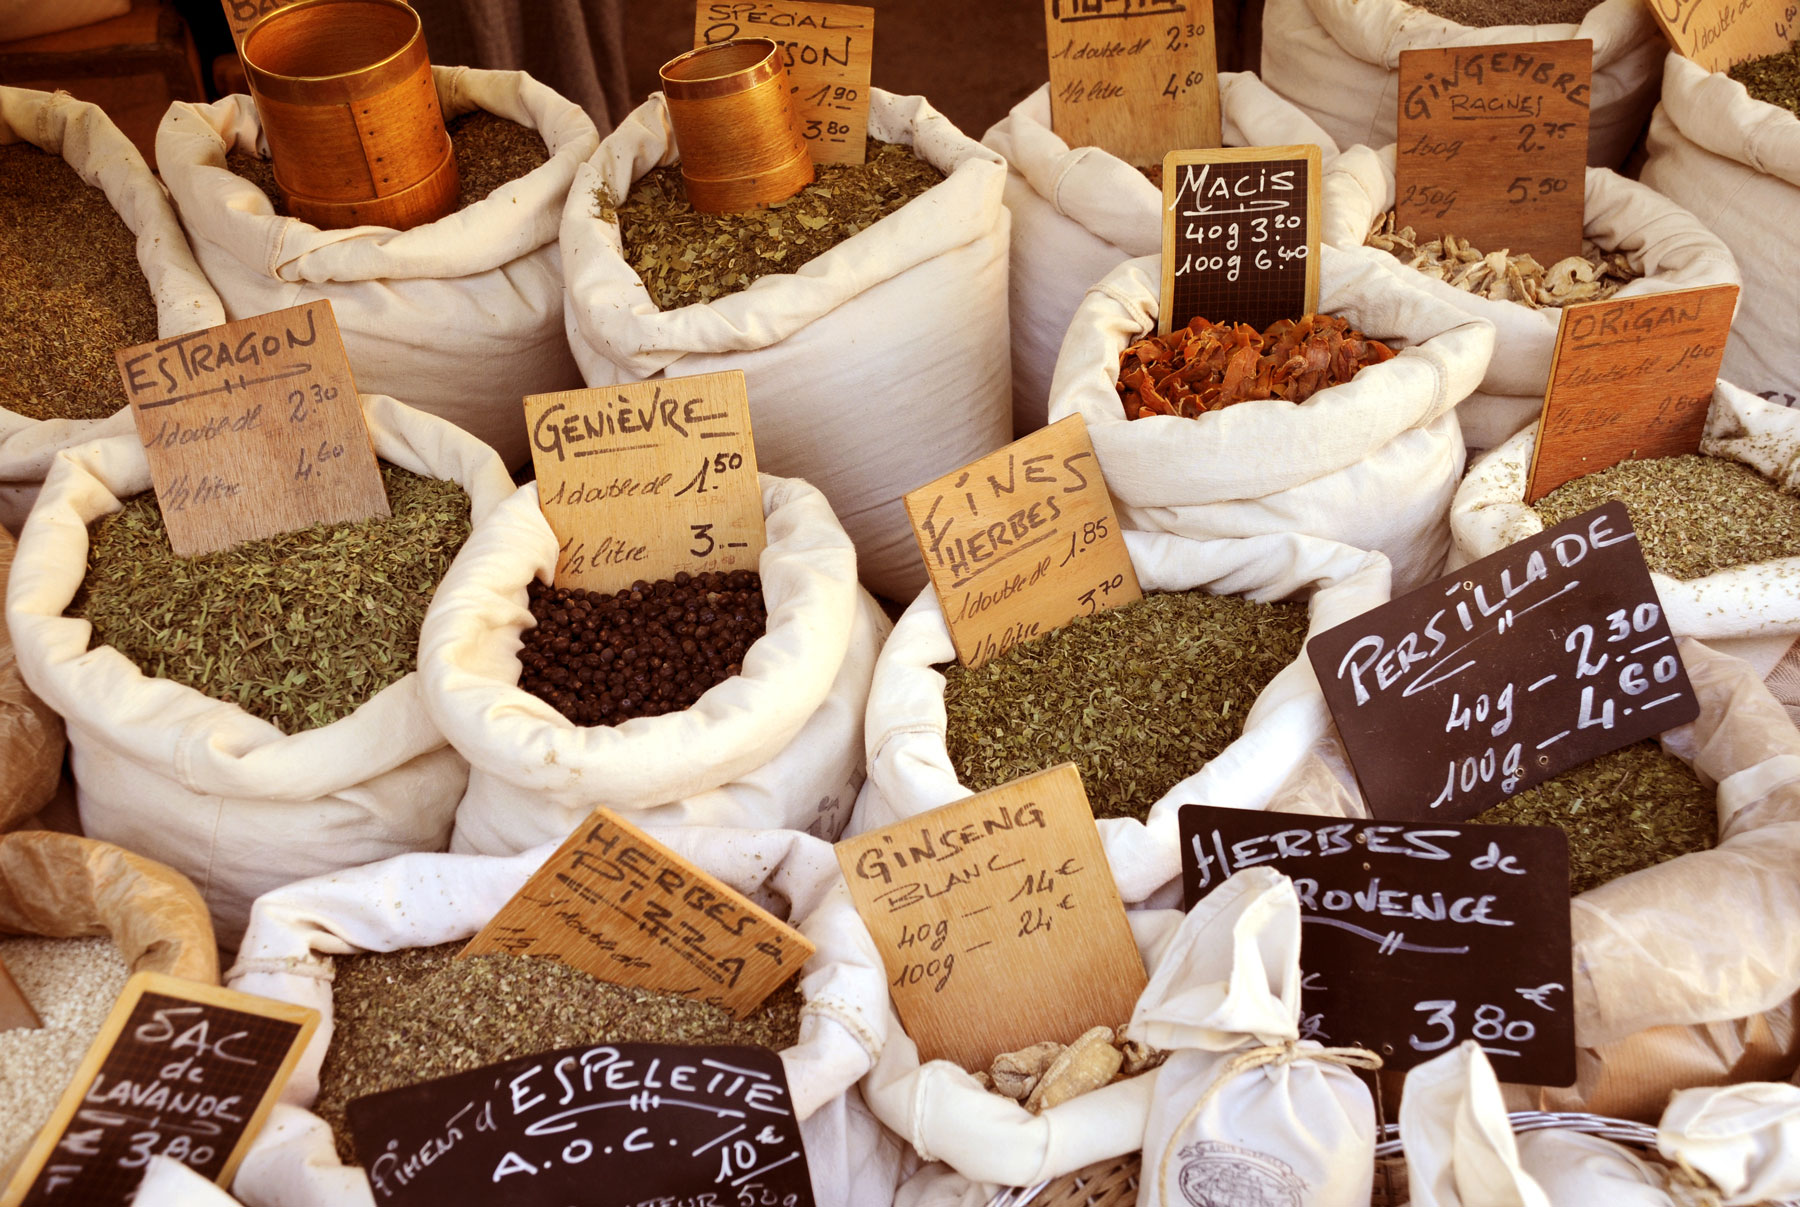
[1322,143,1740,450]
[221,829,892,1205]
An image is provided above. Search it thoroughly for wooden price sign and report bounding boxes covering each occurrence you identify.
[1043,0,1221,168]
[460,808,814,1019]
[695,1,875,166]
[525,371,767,596]
[1159,145,1320,335]
[1307,502,1700,824]
[1646,0,1797,72]
[835,764,1148,1073]
[345,1043,814,1207]
[1395,41,1591,266]
[113,301,389,558]
[218,0,301,44]
[0,955,40,1033]
[1180,806,1576,1085]
[1525,283,1739,503]
[1,973,317,1207]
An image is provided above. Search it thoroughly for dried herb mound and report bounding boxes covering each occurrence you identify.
[315,944,803,1162]
[1117,314,1397,420]
[1367,211,1639,309]
[612,138,946,310]
[1730,42,1800,115]
[1532,454,1800,580]
[0,143,158,423]
[943,591,1310,821]
[67,465,470,733]
[1404,0,1603,26]
[1470,741,1716,895]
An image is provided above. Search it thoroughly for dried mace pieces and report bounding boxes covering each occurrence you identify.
[518,570,768,726]
[1117,314,1397,419]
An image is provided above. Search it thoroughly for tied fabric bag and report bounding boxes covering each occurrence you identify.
[1045,246,1493,591]
[1323,144,1741,451]
[221,828,900,1207]
[419,474,886,856]
[155,67,599,470]
[1400,1043,1553,1207]
[980,75,1340,437]
[1258,0,1664,169]
[0,87,225,532]
[5,394,515,944]
[560,90,1011,600]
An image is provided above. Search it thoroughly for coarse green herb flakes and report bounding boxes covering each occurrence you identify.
[612,138,946,310]
[67,466,470,734]
[1531,454,1800,580]
[315,944,803,1162]
[1405,0,1602,25]
[1470,741,1716,895]
[943,591,1309,822]
[1730,41,1800,115]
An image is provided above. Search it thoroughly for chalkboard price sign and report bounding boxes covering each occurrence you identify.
[345,1043,815,1207]
[1179,805,1576,1085]
[1307,502,1699,823]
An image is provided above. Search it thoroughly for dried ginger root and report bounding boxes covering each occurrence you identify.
[977,1026,1166,1113]
[1366,210,1637,309]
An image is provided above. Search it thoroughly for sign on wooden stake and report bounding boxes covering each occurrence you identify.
[1043,0,1221,167]
[1644,0,1797,72]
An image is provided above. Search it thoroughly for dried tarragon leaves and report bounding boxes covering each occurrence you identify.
[1533,454,1800,580]
[67,465,471,734]
[943,591,1310,822]
[610,138,946,310]
[1118,314,1397,419]
[1367,211,1637,309]
[1730,41,1800,115]
[975,1026,1165,1113]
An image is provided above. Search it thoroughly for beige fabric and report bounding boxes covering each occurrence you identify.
[0,529,63,831]
[0,0,128,40]
[1402,1043,1550,1207]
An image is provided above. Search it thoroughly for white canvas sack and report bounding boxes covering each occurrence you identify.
[1046,246,1493,591]
[419,473,885,855]
[0,87,225,532]
[5,394,515,943]
[852,527,1390,907]
[1451,384,1800,642]
[155,67,599,470]
[1258,0,1664,169]
[560,90,1011,600]
[980,75,1340,437]
[1643,53,1800,408]
[222,828,897,1207]
[1323,144,1741,451]
[1400,1043,1552,1207]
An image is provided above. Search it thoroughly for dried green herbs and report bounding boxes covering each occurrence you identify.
[67,465,470,734]
[1406,0,1603,26]
[1730,41,1800,115]
[1532,454,1800,579]
[0,143,158,423]
[1470,741,1716,895]
[943,591,1309,821]
[315,943,803,1162]
[612,138,946,310]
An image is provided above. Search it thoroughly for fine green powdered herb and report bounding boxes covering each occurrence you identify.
[943,591,1310,822]
[0,143,159,423]
[611,138,947,310]
[314,944,804,1163]
[1405,0,1602,26]
[66,465,470,734]
[1531,454,1800,579]
[1730,41,1800,115]
[1470,741,1716,895]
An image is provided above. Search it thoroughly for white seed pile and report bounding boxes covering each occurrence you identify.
[0,937,131,1172]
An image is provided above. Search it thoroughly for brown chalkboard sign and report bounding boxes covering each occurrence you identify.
[1180,806,1576,1086]
[345,1043,815,1207]
[1307,502,1699,823]
[1,972,318,1207]
[1158,145,1321,335]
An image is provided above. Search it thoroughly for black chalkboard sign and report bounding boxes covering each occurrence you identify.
[1158,145,1321,335]
[1180,806,1576,1085]
[1307,502,1700,823]
[0,972,318,1207]
[346,1043,815,1207]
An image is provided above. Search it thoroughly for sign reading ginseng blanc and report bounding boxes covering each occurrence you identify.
[695,0,875,166]
[1,973,318,1207]
[1645,0,1796,73]
[904,414,1140,668]
[834,764,1148,1073]
[1395,41,1591,266]
[1306,502,1700,824]
[1526,283,1738,504]
[114,301,389,557]
[1159,145,1320,335]
[345,1043,814,1207]
[1042,0,1221,168]
[525,371,767,596]
[1179,806,1576,1086]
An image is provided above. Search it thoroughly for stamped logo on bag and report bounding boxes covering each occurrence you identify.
[1174,1141,1308,1207]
